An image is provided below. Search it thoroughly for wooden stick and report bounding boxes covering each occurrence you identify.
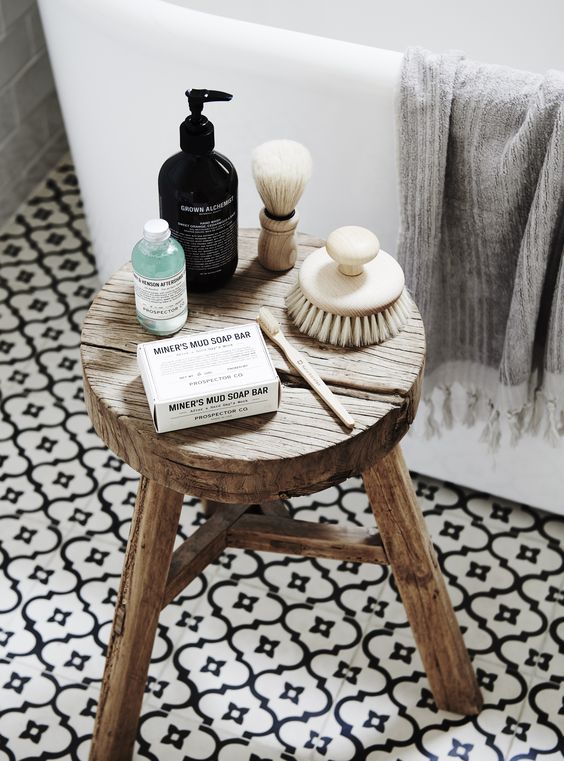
[226,513,388,565]
[259,499,290,517]
[89,477,183,761]
[162,503,249,608]
[203,499,288,516]
[362,446,483,715]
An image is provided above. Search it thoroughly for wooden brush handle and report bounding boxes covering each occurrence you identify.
[258,207,300,271]
[273,332,355,429]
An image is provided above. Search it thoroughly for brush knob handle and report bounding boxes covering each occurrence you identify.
[326,226,380,277]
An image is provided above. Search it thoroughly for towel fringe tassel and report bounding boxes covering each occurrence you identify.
[421,386,562,448]
[463,389,479,427]
[506,409,524,446]
[528,389,546,435]
[439,384,454,429]
[479,403,501,453]
[423,397,441,439]
[544,400,561,447]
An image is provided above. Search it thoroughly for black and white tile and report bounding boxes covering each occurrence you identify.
[0,159,563,760]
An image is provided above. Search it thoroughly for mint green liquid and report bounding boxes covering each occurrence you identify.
[132,234,188,336]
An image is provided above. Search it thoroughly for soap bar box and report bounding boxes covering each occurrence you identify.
[137,322,280,433]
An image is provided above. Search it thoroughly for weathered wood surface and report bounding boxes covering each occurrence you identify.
[163,501,387,610]
[362,447,483,715]
[81,230,425,502]
[226,513,388,565]
[162,503,249,608]
[257,500,290,517]
[89,477,183,761]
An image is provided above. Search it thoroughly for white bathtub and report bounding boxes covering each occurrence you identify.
[37,0,403,282]
[38,0,564,514]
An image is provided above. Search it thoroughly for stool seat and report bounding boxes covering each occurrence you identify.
[81,230,481,761]
[81,231,424,503]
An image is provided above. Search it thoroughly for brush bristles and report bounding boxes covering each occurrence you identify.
[285,284,412,347]
[256,306,280,338]
[252,139,312,218]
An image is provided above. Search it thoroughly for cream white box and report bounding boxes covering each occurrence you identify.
[137,323,280,433]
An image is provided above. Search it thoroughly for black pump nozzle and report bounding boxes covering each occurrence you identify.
[186,89,232,124]
[180,88,233,154]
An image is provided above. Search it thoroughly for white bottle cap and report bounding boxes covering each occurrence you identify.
[143,218,171,242]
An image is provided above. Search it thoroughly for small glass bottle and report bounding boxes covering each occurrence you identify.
[132,219,188,335]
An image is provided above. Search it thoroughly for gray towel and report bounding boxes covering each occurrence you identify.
[397,48,564,447]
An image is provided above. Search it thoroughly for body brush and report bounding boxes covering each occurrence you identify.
[252,139,312,271]
[286,226,412,347]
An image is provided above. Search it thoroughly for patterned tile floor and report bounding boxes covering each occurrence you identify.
[0,159,563,760]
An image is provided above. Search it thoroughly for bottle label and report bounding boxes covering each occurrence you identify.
[174,194,237,275]
[133,266,187,321]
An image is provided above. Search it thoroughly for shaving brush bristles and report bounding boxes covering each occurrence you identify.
[252,139,312,218]
[252,140,312,272]
[286,282,413,348]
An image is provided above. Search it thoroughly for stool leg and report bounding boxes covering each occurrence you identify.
[202,498,218,517]
[362,445,482,715]
[89,476,184,761]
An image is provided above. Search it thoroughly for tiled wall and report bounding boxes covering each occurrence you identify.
[0,0,67,224]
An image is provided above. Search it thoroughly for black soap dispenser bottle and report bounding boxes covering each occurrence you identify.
[158,89,238,292]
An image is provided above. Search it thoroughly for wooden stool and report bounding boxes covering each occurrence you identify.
[81,230,482,761]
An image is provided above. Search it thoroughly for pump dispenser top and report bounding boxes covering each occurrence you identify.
[180,89,233,154]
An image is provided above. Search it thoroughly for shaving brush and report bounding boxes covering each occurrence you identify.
[251,139,312,271]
